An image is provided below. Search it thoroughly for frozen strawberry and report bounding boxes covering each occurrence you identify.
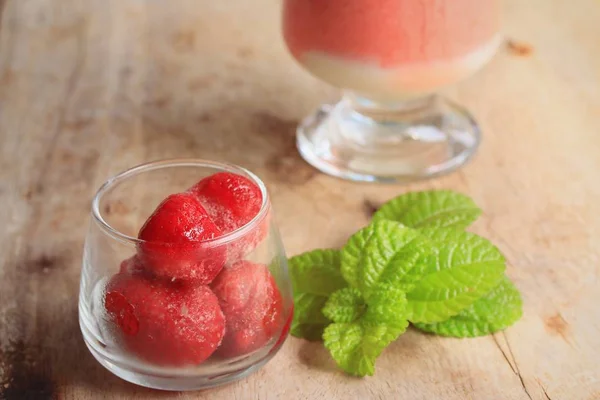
[104,272,225,366]
[119,255,144,274]
[188,172,262,233]
[210,261,284,358]
[188,172,267,259]
[137,192,225,283]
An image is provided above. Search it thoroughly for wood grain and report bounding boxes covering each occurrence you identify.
[1,0,599,399]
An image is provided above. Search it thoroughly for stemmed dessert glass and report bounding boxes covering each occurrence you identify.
[79,159,293,391]
[283,0,501,182]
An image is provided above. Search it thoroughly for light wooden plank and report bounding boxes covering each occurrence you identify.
[1,0,599,399]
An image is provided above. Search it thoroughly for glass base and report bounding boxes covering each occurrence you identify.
[83,335,279,391]
[80,299,285,391]
[296,95,481,183]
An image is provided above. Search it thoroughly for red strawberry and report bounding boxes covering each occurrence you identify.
[137,192,225,283]
[104,271,225,366]
[188,172,267,259]
[119,255,144,274]
[189,172,269,261]
[210,261,285,358]
[188,172,263,233]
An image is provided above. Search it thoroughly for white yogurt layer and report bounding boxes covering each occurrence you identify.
[298,35,502,101]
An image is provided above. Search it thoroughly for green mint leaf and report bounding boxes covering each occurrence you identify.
[322,288,365,323]
[288,250,347,340]
[373,190,481,230]
[407,227,505,323]
[323,283,410,377]
[414,276,523,337]
[363,283,409,328]
[289,249,345,295]
[291,293,330,341]
[323,323,402,377]
[341,221,427,299]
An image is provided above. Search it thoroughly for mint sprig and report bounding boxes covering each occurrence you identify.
[323,284,409,376]
[288,250,346,340]
[414,276,523,337]
[341,221,427,298]
[323,322,406,377]
[373,190,481,230]
[322,288,365,323]
[406,227,506,323]
[291,294,331,341]
[288,190,522,377]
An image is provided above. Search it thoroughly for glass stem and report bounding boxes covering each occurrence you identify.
[343,91,437,117]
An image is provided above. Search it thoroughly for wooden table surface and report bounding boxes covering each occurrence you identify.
[1,0,599,399]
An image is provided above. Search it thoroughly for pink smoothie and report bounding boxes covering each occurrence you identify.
[283,0,501,99]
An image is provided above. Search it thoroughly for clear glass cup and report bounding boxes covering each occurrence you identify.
[79,159,293,391]
[282,0,501,182]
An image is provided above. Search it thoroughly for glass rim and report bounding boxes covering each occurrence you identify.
[91,158,270,247]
